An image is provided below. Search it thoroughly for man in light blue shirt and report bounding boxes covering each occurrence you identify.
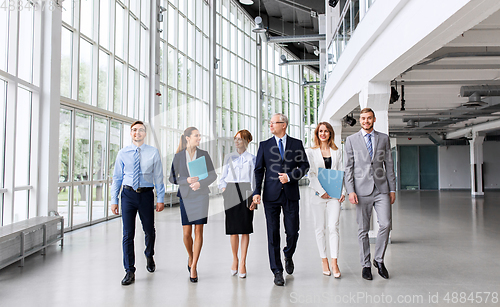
[111,120,165,285]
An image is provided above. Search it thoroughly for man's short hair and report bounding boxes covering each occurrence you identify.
[360,108,375,117]
[273,113,289,126]
[131,120,146,130]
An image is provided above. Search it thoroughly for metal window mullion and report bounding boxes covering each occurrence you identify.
[122,10,129,118]
[0,71,40,92]
[92,29,99,108]
[68,109,76,229]
[104,118,111,219]
[89,115,95,222]
[3,78,18,225]
[32,6,42,87]
[28,84,39,219]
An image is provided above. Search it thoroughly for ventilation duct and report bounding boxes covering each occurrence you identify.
[460,85,500,97]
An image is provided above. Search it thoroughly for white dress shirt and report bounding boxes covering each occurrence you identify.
[219,150,256,190]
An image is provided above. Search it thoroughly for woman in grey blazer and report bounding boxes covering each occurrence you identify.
[306,122,345,278]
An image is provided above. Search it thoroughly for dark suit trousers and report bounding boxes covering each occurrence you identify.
[121,188,156,273]
[263,190,300,274]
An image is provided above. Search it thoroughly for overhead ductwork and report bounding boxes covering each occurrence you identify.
[268,34,326,44]
[460,85,500,97]
[460,85,500,108]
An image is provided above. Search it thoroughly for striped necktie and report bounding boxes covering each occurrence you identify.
[132,148,141,190]
[365,133,373,159]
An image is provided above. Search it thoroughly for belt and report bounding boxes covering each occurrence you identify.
[124,185,154,193]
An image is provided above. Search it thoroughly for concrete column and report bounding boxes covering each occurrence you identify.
[329,119,343,150]
[359,81,390,133]
[470,133,485,197]
[359,81,391,243]
[38,6,62,216]
[319,14,326,84]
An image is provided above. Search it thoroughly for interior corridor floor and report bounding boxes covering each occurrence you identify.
[1,188,500,307]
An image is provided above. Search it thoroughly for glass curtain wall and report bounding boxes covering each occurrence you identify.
[159,0,211,192]
[61,0,150,118]
[260,45,301,141]
[0,5,40,226]
[303,67,319,148]
[215,0,258,170]
[58,0,150,229]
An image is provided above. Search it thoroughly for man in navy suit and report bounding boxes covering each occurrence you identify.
[253,113,310,286]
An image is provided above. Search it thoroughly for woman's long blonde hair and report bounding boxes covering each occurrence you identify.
[312,122,338,150]
[176,127,198,153]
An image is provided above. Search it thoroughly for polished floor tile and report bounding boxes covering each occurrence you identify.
[1,188,500,306]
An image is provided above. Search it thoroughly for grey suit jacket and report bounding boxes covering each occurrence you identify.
[344,130,396,197]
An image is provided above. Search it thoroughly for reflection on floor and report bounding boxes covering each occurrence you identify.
[1,188,500,307]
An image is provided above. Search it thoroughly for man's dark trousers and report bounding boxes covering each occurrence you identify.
[263,189,299,273]
[121,188,155,273]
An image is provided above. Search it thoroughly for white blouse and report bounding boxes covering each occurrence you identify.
[219,150,256,190]
[185,149,197,176]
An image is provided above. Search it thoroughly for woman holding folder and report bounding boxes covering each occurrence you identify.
[169,127,217,283]
[305,122,345,278]
[219,130,256,278]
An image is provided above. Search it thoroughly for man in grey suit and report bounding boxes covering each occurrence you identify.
[344,108,396,280]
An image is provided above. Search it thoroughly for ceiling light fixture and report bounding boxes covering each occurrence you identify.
[389,81,399,104]
[239,0,254,4]
[252,16,267,33]
[344,114,357,127]
[313,46,320,56]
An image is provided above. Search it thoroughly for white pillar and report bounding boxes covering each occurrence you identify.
[359,81,391,243]
[470,133,485,197]
[38,6,62,217]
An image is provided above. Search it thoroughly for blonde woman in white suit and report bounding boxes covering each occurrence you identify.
[306,122,345,278]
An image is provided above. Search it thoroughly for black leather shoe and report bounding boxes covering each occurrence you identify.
[121,271,135,285]
[373,260,389,279]
[362,267,373,280]
[274,270,285,286]
[146,256,155,273]
[284,257,294,275]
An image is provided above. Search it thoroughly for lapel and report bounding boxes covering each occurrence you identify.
[268,137,280,161]
[329,147,336,169]
[179,149,188,175]
[315,147,326,169]
[371,130,379,153]
[284,135,291,162]
[357,131,371,159]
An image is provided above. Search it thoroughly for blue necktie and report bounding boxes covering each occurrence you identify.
[365,133,373,159]
[132,148,141,190]
[279,138,284,161]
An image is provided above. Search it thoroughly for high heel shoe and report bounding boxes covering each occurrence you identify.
[323,270,332,276]
[187,258,191,273]
[231,269,238,276]
[190,269,198,283]
[332,267,341,278]
[239,273,246,278]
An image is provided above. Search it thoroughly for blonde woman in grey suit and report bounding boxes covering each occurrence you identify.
[306,122,345,278]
